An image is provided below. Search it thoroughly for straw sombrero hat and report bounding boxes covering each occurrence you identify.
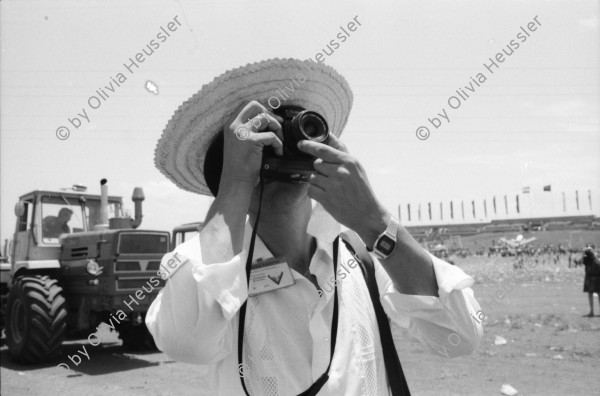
[155,58,353,196]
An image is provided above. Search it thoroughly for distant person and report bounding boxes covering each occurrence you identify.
[514,247,524,270]
[582,247,600,317]
[42,208,73,238]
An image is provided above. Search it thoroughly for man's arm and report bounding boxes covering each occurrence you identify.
[298,135,436,296]
[357,210,438,296]
[299,136,482,357]
[200,183,253,264]
[372,253,482,358]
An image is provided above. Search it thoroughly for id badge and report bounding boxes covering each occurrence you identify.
[248,256,296,296]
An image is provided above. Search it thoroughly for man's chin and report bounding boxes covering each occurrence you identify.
[252,179,311,211]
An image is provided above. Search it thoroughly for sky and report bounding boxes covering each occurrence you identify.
[1,0,599,243]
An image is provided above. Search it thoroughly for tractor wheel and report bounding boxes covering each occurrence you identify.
[6,275,67,364]
[118,323,157,351]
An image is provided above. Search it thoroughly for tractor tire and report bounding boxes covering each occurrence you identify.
[118,323,157,351]
[6,275,67,364]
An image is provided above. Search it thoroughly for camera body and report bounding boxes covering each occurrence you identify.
[262,105,329,182]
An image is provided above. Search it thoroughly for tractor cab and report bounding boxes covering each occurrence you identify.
[12,189,124,275]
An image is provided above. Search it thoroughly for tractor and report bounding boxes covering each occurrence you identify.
[2,179,170,364]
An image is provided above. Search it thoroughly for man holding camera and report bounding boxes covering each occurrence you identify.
[147,58,482,396]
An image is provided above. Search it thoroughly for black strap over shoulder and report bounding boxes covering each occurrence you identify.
[340,230,411,396]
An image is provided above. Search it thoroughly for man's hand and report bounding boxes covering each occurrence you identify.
[201,101,283,264]
[300,135,439,297]
[220,101,284,193]
[297,135,390,248]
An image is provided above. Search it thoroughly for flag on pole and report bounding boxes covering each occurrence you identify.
[428,202,432,220]
[450,201,454,219]
[440,202,443,221]
[576,190,579,211]
[407,204,411,221]
[472,200,476,218]
[418,203,421,220]
[398,204,401,222]
[461,201,465,219]
[484,199,488,218]
[543,185,551,192]
[562,192,566,212]
[522,186,530,194]
[504,195,508,215]
[493,196,497,215]
[516,195,520,213]
[589,190,592,211]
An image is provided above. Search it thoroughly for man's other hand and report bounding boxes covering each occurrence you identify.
[297,135,390,248]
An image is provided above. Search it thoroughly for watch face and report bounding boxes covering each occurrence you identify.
[376,235,395,256]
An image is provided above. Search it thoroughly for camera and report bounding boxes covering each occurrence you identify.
[262,105,329,182]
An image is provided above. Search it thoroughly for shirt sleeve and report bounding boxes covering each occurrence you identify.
[375,253,483,358]
[145,238,248,365]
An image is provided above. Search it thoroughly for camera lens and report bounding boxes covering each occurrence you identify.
[295,111,328,143]
[302,121,320,138]
[271,106,329,156]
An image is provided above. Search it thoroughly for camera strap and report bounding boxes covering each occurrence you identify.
[237,173,340,396]
[340,230,411,396]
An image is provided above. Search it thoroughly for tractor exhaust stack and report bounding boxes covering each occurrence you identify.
[93,178,110,231]
[130,188,144,229]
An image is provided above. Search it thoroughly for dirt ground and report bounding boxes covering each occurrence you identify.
[1,256,599,396]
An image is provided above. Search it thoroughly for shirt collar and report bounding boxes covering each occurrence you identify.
[243,221,273,262]
[306,201,342,249]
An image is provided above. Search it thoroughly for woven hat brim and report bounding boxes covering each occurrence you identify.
[155,58,353,196]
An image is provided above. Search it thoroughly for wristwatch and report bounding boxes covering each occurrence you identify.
[371,217,399,260]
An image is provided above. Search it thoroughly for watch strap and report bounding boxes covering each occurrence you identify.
[374,217,399,259]
[385,217,399,239]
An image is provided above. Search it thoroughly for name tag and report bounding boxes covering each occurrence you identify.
[248,256,295,296]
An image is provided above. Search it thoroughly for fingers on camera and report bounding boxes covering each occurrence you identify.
[326,133,348,153]
[232,101,283,145]
[243,100,282,121]
[254,132,283,156]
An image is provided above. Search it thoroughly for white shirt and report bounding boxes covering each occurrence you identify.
[146,207,483,396]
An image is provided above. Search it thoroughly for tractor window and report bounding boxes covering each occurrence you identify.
[40,196,84,243]
[174,230,199,247]
[17,201,34,232]
[85,200,122,229]
[118,233,169,254]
